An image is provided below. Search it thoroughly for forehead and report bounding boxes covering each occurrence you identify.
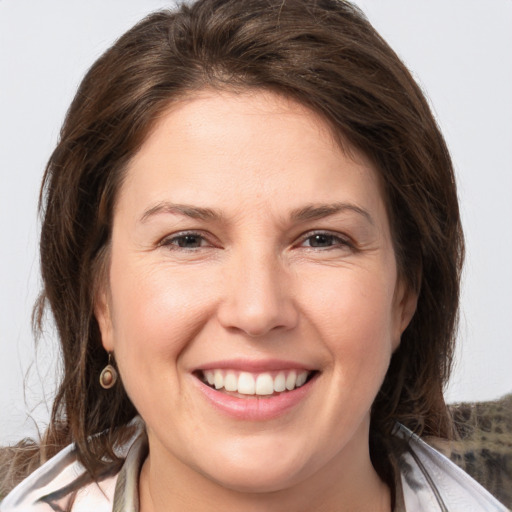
[118,89,388,227]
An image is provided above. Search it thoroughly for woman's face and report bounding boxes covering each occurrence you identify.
[96,89,416,494]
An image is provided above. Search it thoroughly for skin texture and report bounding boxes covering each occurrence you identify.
[95,89,417,512]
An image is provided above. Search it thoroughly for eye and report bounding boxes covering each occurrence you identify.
[160,232,210,250]
[299,232,352,249]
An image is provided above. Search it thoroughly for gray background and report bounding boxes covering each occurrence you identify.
[1,0,511,445]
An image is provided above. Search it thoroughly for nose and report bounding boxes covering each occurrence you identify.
[217,250,299,337]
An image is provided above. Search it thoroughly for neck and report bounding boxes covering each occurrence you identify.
[138,426,392,512]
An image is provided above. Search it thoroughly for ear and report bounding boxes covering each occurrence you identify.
[392,278,419,350]
[94,288,115,352]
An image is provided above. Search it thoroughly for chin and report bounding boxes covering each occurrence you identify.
[191,439,315,494]
[204,463,305,494]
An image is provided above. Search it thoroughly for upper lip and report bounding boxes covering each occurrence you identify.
[195,358,316,373]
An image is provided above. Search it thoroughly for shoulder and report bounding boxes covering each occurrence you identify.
[0,441,118,512]
[0,420,145,512]
[393,423,509,512]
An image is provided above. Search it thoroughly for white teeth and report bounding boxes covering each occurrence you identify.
[214,370,223,390]
[224,371,238,392]
[238,372,255,394]
[274,372,286,392]
[285,370,297,391]
[255,373,274,395]
[296,371,308,387]
[202,369,312,395]
[205,370,215,386]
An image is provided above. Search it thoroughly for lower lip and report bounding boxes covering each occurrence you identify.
[194,374,317,421]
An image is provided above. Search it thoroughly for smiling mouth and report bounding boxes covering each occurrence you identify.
[196,369,317,397]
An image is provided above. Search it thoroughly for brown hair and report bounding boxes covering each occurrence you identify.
[28,0,463,482]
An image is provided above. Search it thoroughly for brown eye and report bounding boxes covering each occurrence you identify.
[160,232,210,250]
[307,234,336,248]
[298,231,355,252]
[174,234,204,248]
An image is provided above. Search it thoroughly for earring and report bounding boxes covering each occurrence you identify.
[99,353,118,389]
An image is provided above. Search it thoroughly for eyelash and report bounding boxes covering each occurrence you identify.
[159,231,213,250]
[297,231,354,250]
[159,230,354,252]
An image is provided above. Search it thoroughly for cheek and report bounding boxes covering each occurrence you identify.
[106,259,216,389]
[302,266,397,339]
[297,265,397,385]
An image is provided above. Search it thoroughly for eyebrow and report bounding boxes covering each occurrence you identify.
[140,202,223,223]
[139,201,373,225]
[290,202,374,225]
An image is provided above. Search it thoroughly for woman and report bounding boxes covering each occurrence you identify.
[0,0,507,510]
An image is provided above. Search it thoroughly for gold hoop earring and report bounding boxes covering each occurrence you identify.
[99,353,118,389]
